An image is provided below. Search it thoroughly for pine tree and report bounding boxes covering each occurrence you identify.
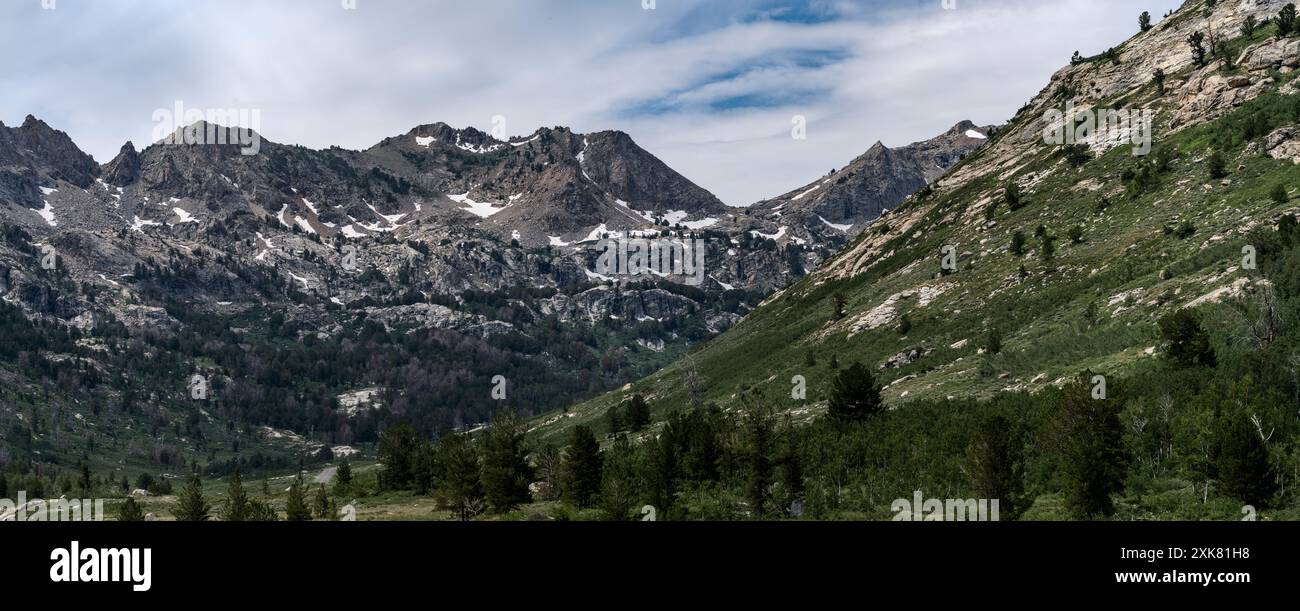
[985,327,1003,355]
[246,499,279,521]
[377,422,422,491]
[285,475,312,521]
[479,410,533,513]
[645,430,679,516]
[605,404,626,434]
[1208,151,1227,179]
[1271,184,1289,204]
[333,458,353,497]
[118,496,145,522]
[313,484,335,519]
[626,394,652,432]
[1241,15,1258,38]
[1216,414,1277,507]
[1139,11,1152,32]
[534,445,564,502]
[1280,3,1297,36]
[78,463,91,495]
[778,417,805,516]
[433,433,484,521]
[1010,231,1026,256]
[1046,373,1128,518]
[827,362,883,425]
[833,292,847,319]
[1188,31,1206,66]
[744,402,775,518]
[1039,233,1056,262]
[1005,182,1024,210]
[174,475,210,522]
[599,435,639,521]
[217,471,250,522]
[965,413,1027,519]
[563,425,603,509]
[1159,309,1216,368]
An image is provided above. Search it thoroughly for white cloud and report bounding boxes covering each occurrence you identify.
[0,0,1182,205]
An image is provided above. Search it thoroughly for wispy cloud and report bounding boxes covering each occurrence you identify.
[0,0,1183,205]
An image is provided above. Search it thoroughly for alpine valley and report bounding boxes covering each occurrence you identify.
[6,0,1300,523]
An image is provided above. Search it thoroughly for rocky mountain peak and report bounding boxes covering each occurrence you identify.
[102,141,141,187]
[2,114,99,190]
[745,120,992,241]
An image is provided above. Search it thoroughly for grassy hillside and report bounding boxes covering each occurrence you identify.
[509,3,1300,520]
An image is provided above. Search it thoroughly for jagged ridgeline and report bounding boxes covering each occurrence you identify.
[534,0,1300,520]
[0,71,985,496]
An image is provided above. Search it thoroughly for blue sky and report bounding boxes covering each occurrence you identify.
[0,0,1184,205]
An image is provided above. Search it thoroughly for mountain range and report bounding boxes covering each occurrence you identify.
[0,99,987,470]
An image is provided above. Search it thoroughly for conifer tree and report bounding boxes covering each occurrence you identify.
[563,425,603,509]
[1216,414,1277,507]
[118,496,145,522]
[1139,11,1152,32]
[827,362,883,425]
[605,404,626,434]
[433,433,484,521]
[217,471,250,522]
[1271,184,1289,204]
[479,410,533,513]
[333,458,353,497]
[534,445,564,502]
[645,431,679,516]
[174,474,211,522]
[1188,31,1206,66]
[777,416,804,516]
[626,394,652,432]
[313,484,335,519]
[1159,309,1216,368]
[285,475,312,521]
[377,422,422,491]
[599,435,639,521]
[1280,3,1297,36]
[744,402,775,518]
[1046,373,1127,518]
[965,413,1027,519]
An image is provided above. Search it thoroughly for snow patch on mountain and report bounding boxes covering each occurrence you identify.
[35,200,57,227]
[294,216,317,234]
[792,185,820,201]
[448,193,506,218]
[819,216,853,232]
[172,208,198,225]
[130,216,161,233]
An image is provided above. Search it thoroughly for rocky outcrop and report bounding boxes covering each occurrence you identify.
[1172,61,1275,129]
[1235,36,1300,72]
[1264,127,1300,164]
